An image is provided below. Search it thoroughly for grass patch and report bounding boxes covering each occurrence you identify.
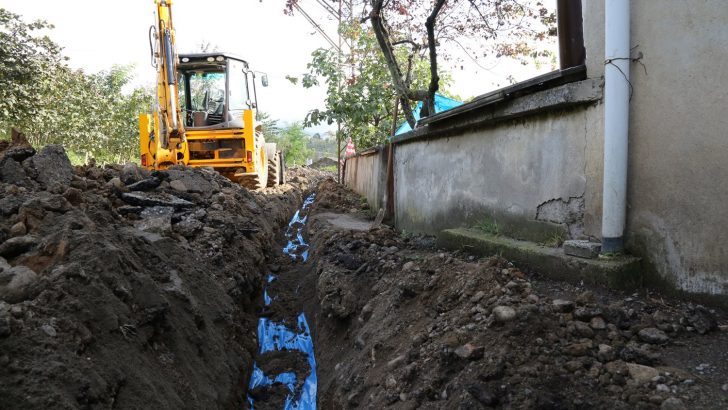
[475,217,500,236]
[542,231,565,248]
[599,251,625,259]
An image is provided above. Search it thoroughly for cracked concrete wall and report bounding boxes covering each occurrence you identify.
[535,196,585,239]
[393,106,601,243]
[591,0,728,296]
[344,1,728,299]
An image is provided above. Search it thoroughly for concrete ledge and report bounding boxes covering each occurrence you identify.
[564,239,601,259]
[438,228,642,289]
[346,146,381,159]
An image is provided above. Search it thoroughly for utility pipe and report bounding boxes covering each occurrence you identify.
[602,0,631,253]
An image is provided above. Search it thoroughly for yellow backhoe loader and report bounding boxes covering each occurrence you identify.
[139,0,283,189]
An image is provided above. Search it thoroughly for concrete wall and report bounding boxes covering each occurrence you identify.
[343,150,385,211]
[609,1,728,295]
[394,106,601,243]
[345,1,728,298]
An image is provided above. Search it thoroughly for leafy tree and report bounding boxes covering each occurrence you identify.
[258,112,333,161]
[257,111,281,140]
[288,20,447,150]
[0,8,154,164]
[266,122,311,166]
[286,0,556,128]
[367,0,556,126]
[9,63,153,164]
[306,132,336,160]
[86,65,155,163]
[0,7,66,139]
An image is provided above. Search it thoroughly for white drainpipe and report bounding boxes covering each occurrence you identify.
[602,0,630,253]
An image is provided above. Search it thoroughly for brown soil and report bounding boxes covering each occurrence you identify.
[302,180,728,410]
[0,138,328,409]
[3,138,728,410]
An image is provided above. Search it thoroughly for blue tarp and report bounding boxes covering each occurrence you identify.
[394,93,463,136]
[248,315,317,410]
[263,275,276,306]
[248,193,318,410]
[282,194,316,262]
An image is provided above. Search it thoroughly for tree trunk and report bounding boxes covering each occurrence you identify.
[369,0,446,128]
[369,0,417,128]
[423,0,446,119]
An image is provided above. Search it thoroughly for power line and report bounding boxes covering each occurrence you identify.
[293,3,340,51]
[313,0,338,18]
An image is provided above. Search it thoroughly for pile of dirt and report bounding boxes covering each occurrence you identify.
[0,135,324,409]
[303,181,728,409]
[3,135,727,410]
[308,157,338,170]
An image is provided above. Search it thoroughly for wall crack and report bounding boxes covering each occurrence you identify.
[536,195,585,239]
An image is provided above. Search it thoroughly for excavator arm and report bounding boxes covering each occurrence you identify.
[154,0,184,147]
[140,0,187,169]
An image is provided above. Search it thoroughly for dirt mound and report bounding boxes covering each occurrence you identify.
[4,144,727,409]
[308,157,338,170]
[303,181,728,409]
[0,144,324,409]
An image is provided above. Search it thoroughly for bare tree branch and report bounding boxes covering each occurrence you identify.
[422,0,447,118]
[369,0,418,128]
[392,39,421,49]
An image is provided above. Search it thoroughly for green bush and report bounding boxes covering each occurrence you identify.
[0,8,153,165]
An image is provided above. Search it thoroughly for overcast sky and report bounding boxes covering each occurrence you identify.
[4,0,556,134]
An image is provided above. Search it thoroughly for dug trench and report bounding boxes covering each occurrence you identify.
[3,139,728,410]
[0,135,330,409]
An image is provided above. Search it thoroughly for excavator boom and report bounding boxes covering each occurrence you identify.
[154,0,184,147]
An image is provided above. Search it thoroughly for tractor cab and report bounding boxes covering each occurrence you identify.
[176,53,268,129]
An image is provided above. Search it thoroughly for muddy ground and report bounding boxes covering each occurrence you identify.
[301,181,728,409]
[0,134,328,409]
[3,134,728,410]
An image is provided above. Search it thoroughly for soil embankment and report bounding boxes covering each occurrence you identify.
[3,134,728,410]
[0,135,327,409]
[302,180,728,410]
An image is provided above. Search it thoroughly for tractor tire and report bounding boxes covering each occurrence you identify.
[240,146,268,190]
[265,143,280,187]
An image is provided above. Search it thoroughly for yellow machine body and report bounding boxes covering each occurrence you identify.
[139,0,277,189]
[139,109,268,186]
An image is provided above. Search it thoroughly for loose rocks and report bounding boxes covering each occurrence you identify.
[0,235,38,258]
[638,327,670,344]
[0,265,39,303]
[121,191,194,209]
[626,362,660,384]
[553,299,575,313]
[23,145,74,189]
[493,305,517,323]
